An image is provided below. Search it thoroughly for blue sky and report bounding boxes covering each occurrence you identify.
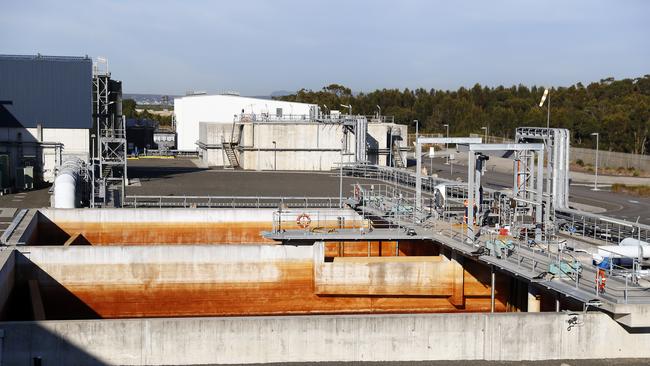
[2,0,648,95]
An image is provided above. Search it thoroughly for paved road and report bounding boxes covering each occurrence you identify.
[126,158,381,198]
[419,156,650,225]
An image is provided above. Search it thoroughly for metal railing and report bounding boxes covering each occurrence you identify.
[234,113,395,124]
[349,183,650,304]
[123,195,340,209]
[271,209,369,233]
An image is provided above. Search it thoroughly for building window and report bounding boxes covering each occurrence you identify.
[276,108,283,117]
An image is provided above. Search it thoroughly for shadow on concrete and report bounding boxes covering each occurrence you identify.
[0,250,107,365]
[127,163,208,182]
[7,251,99,320]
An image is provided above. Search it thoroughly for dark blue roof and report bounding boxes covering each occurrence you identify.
[0,54,92,129]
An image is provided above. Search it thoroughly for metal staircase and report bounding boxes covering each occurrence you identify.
[392,140,405,168]
[222,141,239,169]
[221,121,242,169]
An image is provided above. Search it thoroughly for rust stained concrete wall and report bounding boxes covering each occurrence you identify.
[29,208,363,245]
[17,244,510,319]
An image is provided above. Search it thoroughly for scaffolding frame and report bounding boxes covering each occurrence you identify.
[92,58,126,207]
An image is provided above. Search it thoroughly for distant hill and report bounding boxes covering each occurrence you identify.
[270,90,293,97]
[123,93,179,106]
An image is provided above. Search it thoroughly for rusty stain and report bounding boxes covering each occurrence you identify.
[34,260,510,319]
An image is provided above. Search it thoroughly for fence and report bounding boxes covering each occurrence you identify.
[572,147,650,172]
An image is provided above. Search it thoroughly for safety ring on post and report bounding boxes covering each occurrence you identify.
[296,213,312,229]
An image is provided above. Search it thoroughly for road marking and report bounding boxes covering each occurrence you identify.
[629,200,640,204]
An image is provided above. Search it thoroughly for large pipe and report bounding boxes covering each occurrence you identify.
[53,158,84,208]
[619,238,650,247]
[597,245,650,259]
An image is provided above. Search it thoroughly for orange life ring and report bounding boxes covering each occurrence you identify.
[296,213,311,228]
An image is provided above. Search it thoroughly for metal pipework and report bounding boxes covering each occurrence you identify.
[53,157,86,208]
[466,143,544,242]
[415,137,482,210]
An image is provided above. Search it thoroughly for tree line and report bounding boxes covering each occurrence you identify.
[122,99,173,127]
[276,76,650,154]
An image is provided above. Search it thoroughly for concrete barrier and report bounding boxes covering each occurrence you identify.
[1,312,649,365]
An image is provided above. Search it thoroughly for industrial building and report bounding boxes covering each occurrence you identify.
[175,94,408,170]
[174,94,318,151]
[198,114,407,170]
[0,54,93,190]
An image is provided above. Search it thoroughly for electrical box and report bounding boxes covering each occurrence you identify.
[23,166,34,189]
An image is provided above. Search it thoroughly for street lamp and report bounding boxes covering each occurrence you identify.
[376,105,381,119]
[340,104,352,116]
[591,132,599,191]
[443,124,450,164]
[481,126,488,143]
[414,120,419,148]
[539,88,550,130]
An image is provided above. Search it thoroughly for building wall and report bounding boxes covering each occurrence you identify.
[0,55,92,188]
[198,121,408,170]
[0,127,89,184]
[175,95,316,151]
[0,55,92,129]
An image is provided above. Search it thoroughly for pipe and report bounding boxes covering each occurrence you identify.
[53,158,84,208]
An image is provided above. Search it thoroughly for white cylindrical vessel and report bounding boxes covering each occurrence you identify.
[598,245,650,259]
[53,158,83,208]
[619,237,650,247]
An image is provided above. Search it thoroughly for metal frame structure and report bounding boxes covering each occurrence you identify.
[92,58,126,207]
[466,143,545,242]
[516,128,571,217]
[415,137,482,210]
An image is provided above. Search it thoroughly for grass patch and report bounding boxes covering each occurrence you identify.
[611,184,650,197]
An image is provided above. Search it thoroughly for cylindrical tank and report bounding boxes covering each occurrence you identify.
[53,158,83,208]
[619,237,650,247]
[598,245,650,259]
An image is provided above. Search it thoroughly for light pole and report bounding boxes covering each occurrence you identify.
[376,105,381,119]
[339,135,344,208]
[414,120,419,150]
[591,132,599,191]
[481,126,488,143]
[272,141,277,171]
[340,104,352,116]
[443,124,449,164]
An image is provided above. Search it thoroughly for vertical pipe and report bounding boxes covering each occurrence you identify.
[490,265,495,313]
[416,140,421,210]
[467,152,475,242]
[536,149,544,243]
